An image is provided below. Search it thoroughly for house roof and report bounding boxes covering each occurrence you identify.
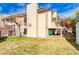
[2,13,26,20]
[37,8,47,13]
[2,9,54,20]
[2,15,16,20]
[37,8,53,13]
[16,13,26,17]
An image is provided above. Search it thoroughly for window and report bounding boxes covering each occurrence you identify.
[2,19,5,24]
[52,18,56,22]
[6,19,9,22]
[13,25,16,35]
[24,16,27,25]
[6,18,12,23]
[8,31,13,36]
[24,28,27,35]
[10,19,12,23]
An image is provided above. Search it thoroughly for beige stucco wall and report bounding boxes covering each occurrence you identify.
[53,12,57,21]
[27,3,38,37]
[15,16,26,36]
[47,11,53,28]
[38,12,48,37]
[53,12,57,18]
[0,16,4,27]
[48,11,58,28]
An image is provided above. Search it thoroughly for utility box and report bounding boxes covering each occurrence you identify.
[76,22,79,45]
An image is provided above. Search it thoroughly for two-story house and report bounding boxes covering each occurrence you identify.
[0,13,27,37]
[27,3,63,38]
[0,3,63,38]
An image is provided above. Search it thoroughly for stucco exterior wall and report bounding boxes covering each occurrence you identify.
[0,25,14,37]
[27,3,38,37]
[0,16,4,27]
[47,11,53,28]
[38,12,48,37]
[52,12,57,22]
[48,11,58,28]
[15,17,26,36]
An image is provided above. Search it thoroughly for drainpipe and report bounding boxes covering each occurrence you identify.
[36,4,38,38]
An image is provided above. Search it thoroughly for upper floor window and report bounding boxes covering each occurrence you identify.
[52,18,56,22]
[24,16,27,25]
[6,19,12,23]
[2,19,5,24]
[6,19,9,22]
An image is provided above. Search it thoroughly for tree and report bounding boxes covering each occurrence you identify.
[76,11,79,17]
[13,20,22,37]
[10,14,22,37]
[72,11,79,37]
[56,15,62,25]
[64,17,74,28]
[74,11,79,24]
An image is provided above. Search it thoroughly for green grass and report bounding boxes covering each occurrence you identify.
[0,36,79,55]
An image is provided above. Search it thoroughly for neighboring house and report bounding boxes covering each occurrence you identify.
[15,13,27,36]
[0,13,27,37]
[0,15,16,37]
[61,19,73,34]
[0,3,63,38]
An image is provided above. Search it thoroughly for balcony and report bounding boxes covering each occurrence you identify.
[5,22,16,26]
[48,22,62,29]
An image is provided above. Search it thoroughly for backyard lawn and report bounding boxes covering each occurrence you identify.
[0,36,79,55]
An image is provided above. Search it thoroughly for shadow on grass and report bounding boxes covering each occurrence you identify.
[64,33,79,51]
[0,37,7,43]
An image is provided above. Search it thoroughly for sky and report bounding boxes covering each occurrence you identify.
[0,3,79,19]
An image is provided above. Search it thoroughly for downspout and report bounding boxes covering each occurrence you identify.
[36,4,38,38]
